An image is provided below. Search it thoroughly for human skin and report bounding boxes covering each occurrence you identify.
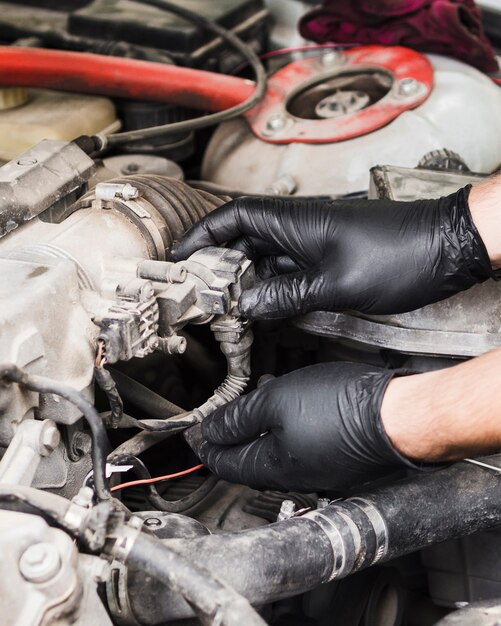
[382,176,501,461]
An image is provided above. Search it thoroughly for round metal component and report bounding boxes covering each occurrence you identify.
[246,45,433,144]
[143,517,163,528]
[418,149,470,172]
[398,77,420,97]
[19,542,61,583]
[319,50,343,67]
[167,263,187,283]
[277,499,296,521]
[265,114,287,133]
[314,90,370,119]
[165,335,187,355]
[103,154,184,180]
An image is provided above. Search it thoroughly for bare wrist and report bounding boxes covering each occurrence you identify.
[469,179,501,270]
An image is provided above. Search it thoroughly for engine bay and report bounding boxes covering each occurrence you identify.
[1,2,501,626]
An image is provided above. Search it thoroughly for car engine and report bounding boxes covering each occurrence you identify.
[0,2,501,626]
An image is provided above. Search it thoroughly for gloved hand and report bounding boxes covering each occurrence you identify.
[171,186,496,320]
[186,362,417,493]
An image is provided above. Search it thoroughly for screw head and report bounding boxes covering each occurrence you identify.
[398,77,420,97]
[278,499,296,521]
[167,335,187,355]
[320,50,341,66]
[119,183,139,201]
[19,543,61,583]
[266,115,287,133]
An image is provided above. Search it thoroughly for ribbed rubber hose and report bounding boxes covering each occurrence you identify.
[125,456,501,623]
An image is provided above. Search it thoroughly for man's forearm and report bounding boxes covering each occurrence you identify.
[469,176,501,269]
[381,348,501,462]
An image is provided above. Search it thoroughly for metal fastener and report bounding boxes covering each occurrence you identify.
[95,182,140,202]
[165,335,187,355]
[277,499,296,522]
[266,115,287,133]
[398,77,420,97]
[320,50,342,66]
[19,543,61,583]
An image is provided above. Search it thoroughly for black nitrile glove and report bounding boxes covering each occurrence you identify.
[186,362,417,493]
[171,186,495,319]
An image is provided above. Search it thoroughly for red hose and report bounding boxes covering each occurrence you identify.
[0,46,256,111]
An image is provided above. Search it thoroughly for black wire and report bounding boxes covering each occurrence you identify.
[113,454,218,514]
[108,367,185,418]
[103,0,267,148]
[0,364,111,501]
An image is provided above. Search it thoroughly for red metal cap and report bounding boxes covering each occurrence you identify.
[246,45,434,144]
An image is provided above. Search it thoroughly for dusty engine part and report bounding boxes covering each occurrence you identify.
[117,456,501,623]
[0,139,253,491]
[0,509,111,626]
[295,165,501,358]
[203,50,501,196]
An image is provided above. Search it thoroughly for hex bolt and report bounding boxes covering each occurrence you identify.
[165,335,187,355]
[95,182,140,202]
[19,542,61,583]
[320,50,341,66]
[398,77,420,97]
[38,420,60,457]
[266,115,287,133]
[277,499,296,522]
[317,498,330,509]
[71,431,92,457]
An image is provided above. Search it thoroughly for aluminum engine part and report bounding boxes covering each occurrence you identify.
[203,53,501,196]
[295,165,501,358]
[0,509,111,626]
[0,147,229,428]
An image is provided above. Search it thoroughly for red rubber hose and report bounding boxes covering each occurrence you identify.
[0,46,256,111]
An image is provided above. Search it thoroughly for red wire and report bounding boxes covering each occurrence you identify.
[110,463,204,492]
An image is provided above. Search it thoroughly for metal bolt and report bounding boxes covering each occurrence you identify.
[277,499,296,522]
[71,431,92,457]
[266,115,287,133]
[38,420,60,456]
[165,335,187,355]
[144,517,163,528]
[320,50,342,66]
[19,543,61,583]
[317,498,330,509]
[118,183,139,200]
[398,77,420,97]
[95,182,140,202]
